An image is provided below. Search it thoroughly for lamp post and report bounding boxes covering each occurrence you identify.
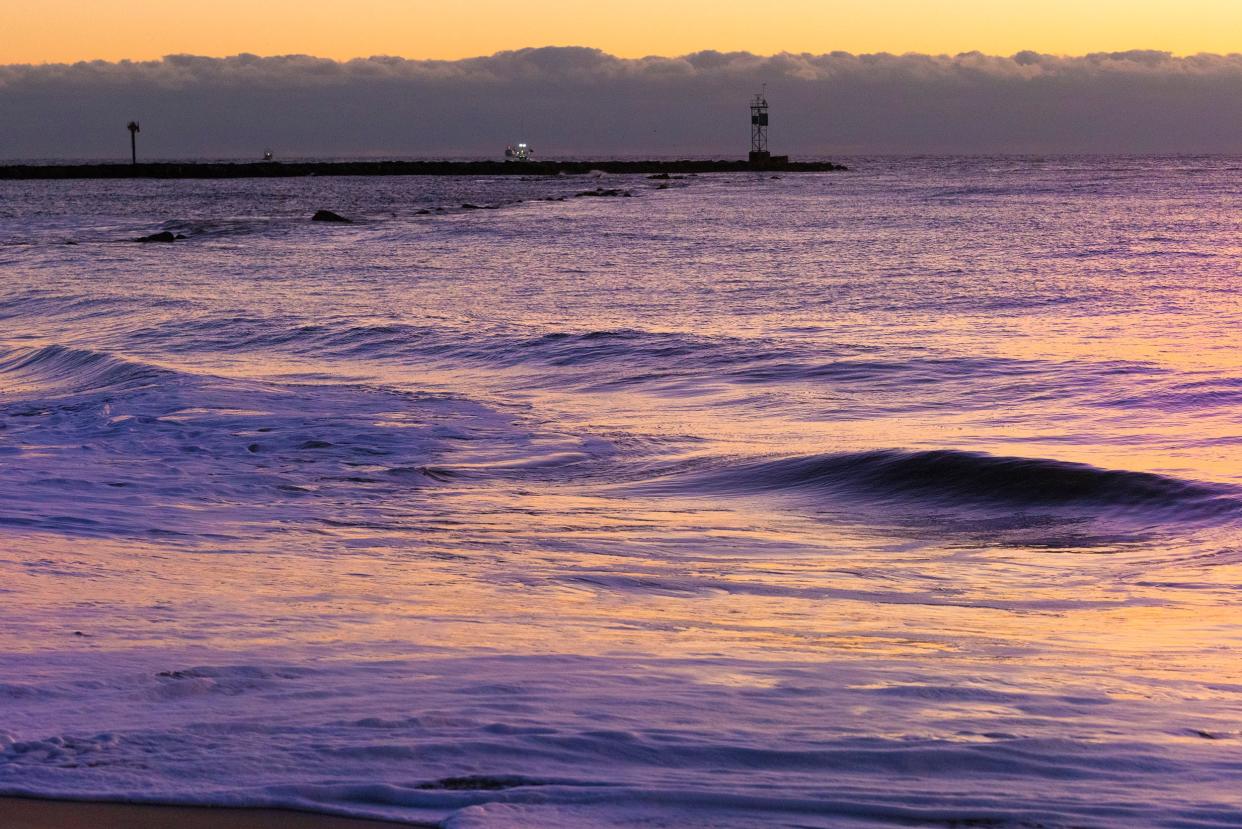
[127,121,140,165]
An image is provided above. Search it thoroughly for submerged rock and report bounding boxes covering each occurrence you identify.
[135,231,176,243]
[575,188,632,198]
[417,775,538,791]
[311,210,351,223]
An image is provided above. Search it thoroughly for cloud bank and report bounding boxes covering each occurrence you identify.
[3,48,1242,158]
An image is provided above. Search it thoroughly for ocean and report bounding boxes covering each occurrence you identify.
[1,157,1241,827]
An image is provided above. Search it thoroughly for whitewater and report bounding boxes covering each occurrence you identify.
[1,157,1241,827]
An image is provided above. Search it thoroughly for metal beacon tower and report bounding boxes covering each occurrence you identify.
[749,91,769,164]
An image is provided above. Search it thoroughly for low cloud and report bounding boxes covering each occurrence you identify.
[3,48,1242,158]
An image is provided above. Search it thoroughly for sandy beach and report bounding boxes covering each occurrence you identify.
[0,798,422,829]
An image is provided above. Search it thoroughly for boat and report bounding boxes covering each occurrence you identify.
[504,143,533,162]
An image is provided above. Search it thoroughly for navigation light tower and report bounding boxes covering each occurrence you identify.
[749,90,769,164]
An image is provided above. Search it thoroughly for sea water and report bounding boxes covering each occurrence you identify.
[1,158,1241,827]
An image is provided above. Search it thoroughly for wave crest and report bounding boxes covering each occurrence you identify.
[0,344,170,396]
[660,449,1239,518]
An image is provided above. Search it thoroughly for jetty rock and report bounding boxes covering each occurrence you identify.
[311,210,352,223]
[0,160,847,181]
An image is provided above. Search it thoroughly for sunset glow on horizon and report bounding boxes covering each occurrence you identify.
[6,0,1242,64]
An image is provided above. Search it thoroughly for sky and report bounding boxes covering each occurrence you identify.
[5,0,1242,63]
[3,1,1242,158]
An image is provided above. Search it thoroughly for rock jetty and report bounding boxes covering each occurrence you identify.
[0,159,846,181]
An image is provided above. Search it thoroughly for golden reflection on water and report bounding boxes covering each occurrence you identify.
[5,336,1241,732]
[5,474,1238,694]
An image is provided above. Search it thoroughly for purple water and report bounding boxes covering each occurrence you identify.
[2,157,1241,827]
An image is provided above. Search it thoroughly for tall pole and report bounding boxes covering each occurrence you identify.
[127,121,140,165]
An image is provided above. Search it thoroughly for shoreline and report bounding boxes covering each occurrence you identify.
[0,159,846,180]
[0,797,426,829]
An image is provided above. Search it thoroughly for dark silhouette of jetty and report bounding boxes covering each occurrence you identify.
[0,159,845,181]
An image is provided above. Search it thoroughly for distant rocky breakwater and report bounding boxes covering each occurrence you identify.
[0,159,846,180]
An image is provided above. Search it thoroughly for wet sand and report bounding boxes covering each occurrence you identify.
[0,797,425,829]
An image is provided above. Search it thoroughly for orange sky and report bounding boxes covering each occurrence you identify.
[4,0,1242,64]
